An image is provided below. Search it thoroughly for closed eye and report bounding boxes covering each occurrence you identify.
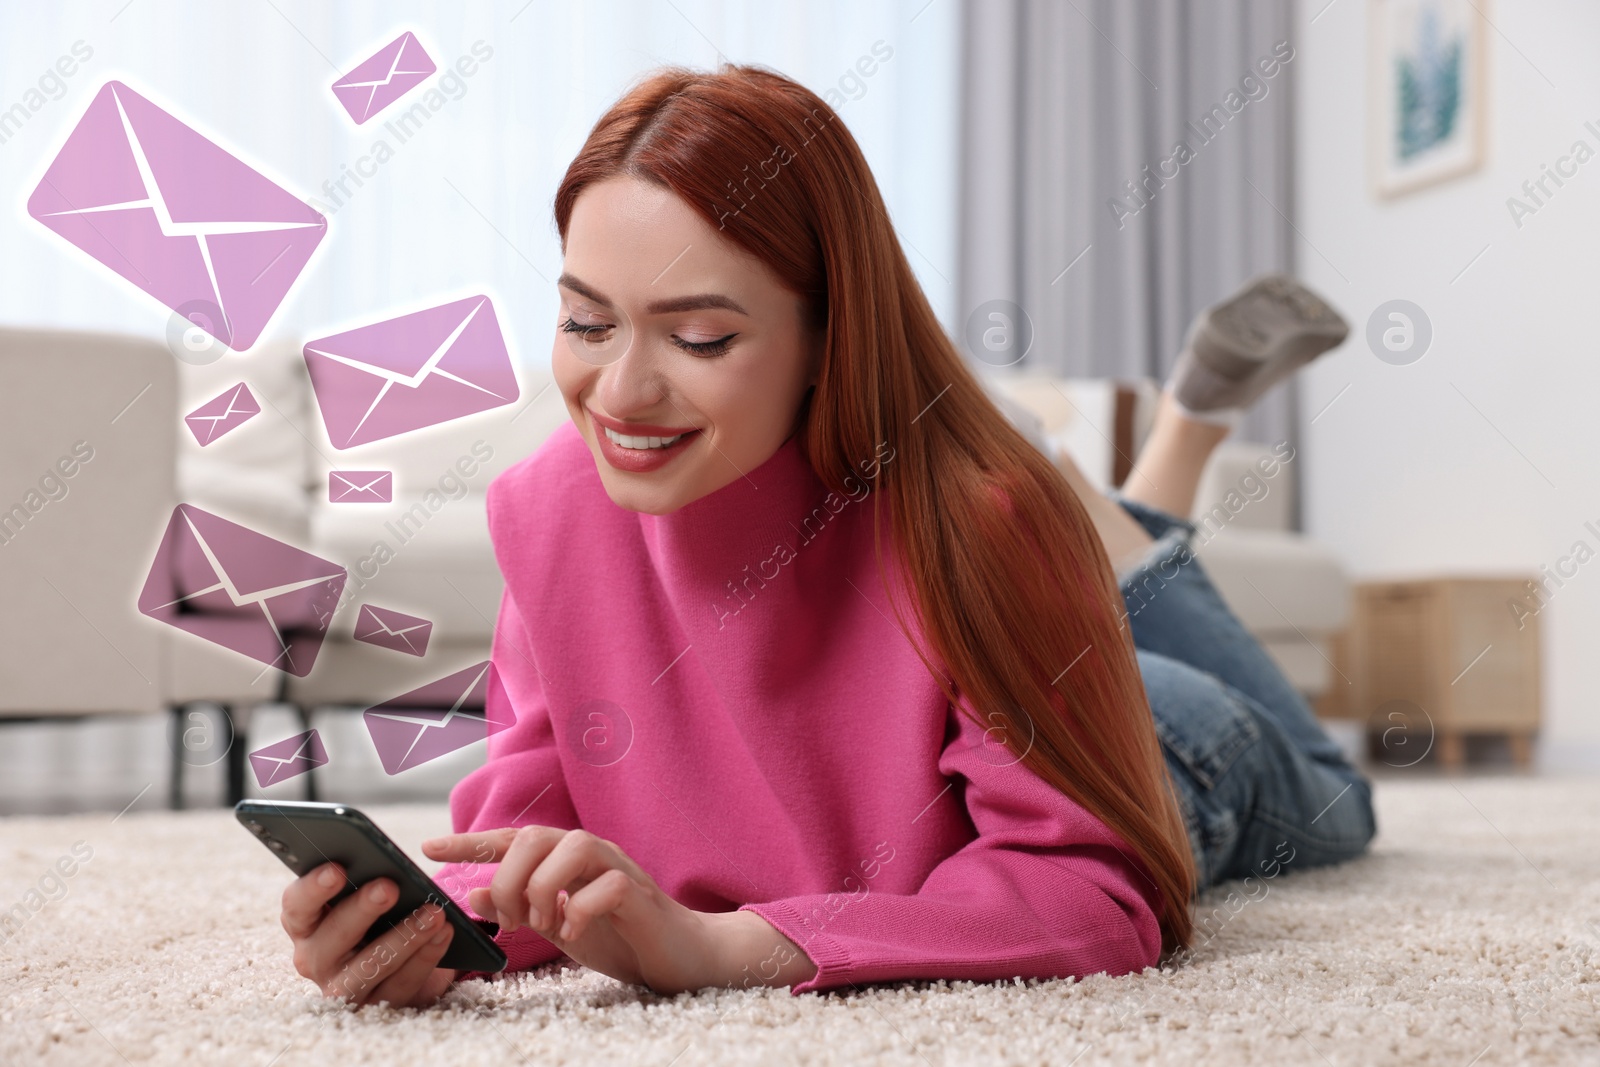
[560,317,735,359]
[670,333,736,358]
[560,316,611,340]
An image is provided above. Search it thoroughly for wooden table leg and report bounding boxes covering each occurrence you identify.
[1437,731,1466,771]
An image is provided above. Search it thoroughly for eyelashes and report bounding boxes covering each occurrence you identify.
[559,317,735,358]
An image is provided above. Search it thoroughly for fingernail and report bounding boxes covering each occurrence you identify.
[367,881,390,903]
[529,907,542,929]
[422,838,441,850]
[420,907,440,927]
[431,930,450,945]
[318,866,338,888]
[559,920,572,939]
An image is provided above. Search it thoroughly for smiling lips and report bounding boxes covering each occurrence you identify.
[588,408,701,473]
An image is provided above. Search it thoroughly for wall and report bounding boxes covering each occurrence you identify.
[1294,0,1600,770]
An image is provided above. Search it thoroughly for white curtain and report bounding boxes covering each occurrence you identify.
[958,0,1300,477]
[0,0,960,365]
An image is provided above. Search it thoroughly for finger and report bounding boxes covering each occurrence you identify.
[420,828,520,863]
[297,876,400,978]
[467,886,503,929]
[550,889,568,943]
[487,826,567,932]
[557,868,634,942]
[366,920,454,1008]
[281,862,349,940]
[326,904,445,1004]
[523,831,615,938]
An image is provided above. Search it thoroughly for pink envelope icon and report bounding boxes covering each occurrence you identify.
[328,470,393,503]
[332,31,437,125]
[249,729,328,787]
[303,295,519,448]
[28,81,326,352]
[185,382,260,445]
[353,604,432,657]
[138,504,347,677]
[363,662,512,774]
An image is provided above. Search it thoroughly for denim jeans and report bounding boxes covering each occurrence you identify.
[1110,494,1377,893]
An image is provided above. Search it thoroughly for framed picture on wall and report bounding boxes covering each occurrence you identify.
[1368,0,1489,197]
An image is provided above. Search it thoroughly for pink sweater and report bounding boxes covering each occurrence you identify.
[432,420,1163,994]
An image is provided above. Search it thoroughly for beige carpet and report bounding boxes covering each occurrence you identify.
[2,777,1597,1066]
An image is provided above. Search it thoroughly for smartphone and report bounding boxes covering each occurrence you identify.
[235,799,507,974]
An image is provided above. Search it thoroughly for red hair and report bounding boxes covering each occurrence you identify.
[553,63,1195,953]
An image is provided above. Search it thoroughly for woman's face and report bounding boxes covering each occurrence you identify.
[553,175,820,515]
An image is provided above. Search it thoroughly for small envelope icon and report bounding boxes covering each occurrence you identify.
[363,662,512,774]
[328,470,393,503]
[28,81,326,352]
[353,604,432,657]
[332,31,437,125]
[138,504,347,677]
[250,729,328,787]
[185,382,260,445]
[303,295,519,448]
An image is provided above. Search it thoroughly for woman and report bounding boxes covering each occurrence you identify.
[279,64,1374,1007]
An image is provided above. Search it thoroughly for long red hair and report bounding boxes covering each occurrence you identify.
[553,63,1195,952]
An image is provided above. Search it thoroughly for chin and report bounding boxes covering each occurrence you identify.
[601,484,686,515]
[591,467,687,515]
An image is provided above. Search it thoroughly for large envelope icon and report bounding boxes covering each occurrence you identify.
[303,295,519,448]
[363,661,512,774]
[353,603,432,657]
[332,31,437,125]
[137,504,347,677]
[27,81,326,352]
[250,729,329,787]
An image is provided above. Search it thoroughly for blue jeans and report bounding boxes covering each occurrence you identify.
[1111,495,1376,893]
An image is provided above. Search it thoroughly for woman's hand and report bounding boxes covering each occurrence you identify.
[280,861,459,1008]
[422,826,815,994]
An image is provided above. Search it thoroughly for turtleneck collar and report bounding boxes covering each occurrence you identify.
[634,425,828,594]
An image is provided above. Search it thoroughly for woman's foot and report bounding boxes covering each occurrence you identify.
[1166,274,1349,424]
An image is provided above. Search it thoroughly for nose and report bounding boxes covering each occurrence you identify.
[593,341,667,422]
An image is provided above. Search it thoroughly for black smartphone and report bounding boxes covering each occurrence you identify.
[235,799,507,974]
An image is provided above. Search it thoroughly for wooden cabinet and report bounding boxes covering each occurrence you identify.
[1343,577,1541,769]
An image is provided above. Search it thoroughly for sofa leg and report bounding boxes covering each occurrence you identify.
[169,703,250,808]
[295,704,318,803]
[223,703,247,807]
[168,704,187,811]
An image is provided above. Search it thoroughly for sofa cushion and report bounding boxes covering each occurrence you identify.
[177,456,310,543]
[175,338,312,491]
[1192,527,1350,635]
[1256,635,1336,700]
[1192,440,1296,534]
[306,492,501,637]
[287,643,494,711]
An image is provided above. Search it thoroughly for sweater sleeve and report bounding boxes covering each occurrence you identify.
[429,585,582,977]
[736,694,1165,995]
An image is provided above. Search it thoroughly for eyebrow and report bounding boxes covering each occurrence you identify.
[557,272,749,316]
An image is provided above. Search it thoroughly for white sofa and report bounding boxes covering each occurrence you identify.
[0,328,1348,807]
[980,372,1349,699]
[0,327,566,805]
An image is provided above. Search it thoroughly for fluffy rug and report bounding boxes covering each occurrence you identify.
[2,777,1597,1066]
